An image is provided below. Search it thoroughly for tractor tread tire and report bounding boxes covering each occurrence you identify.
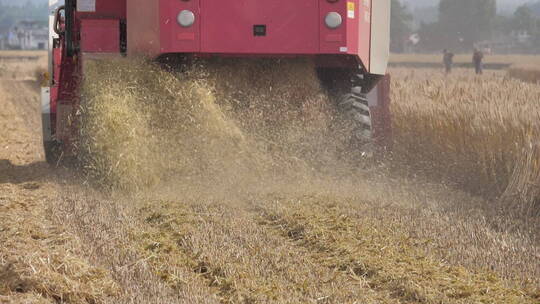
[338,86,373,143]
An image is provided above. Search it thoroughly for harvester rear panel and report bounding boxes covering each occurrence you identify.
[42,0,391,163]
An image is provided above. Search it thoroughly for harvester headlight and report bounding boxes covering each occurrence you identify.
[325,12,343,29]
[177,10,195,27]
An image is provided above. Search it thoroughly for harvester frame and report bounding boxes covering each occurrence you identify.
[42,0,392,164]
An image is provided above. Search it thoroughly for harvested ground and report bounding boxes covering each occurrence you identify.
[0,52,539,304]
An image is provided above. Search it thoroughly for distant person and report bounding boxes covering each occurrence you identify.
[443,49,454,74]
[473,48,484,75]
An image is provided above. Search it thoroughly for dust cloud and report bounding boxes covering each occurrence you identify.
[79,57,367,192]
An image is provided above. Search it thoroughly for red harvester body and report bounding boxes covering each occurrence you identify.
[42,0,391,163]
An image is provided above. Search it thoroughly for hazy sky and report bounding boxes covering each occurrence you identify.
[1,0,535,13]
[402,0,531,11]
[0,0,44,5]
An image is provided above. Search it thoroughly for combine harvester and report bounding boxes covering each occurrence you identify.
[42,0,391,164]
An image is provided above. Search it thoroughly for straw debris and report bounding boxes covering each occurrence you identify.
[79,57,357,191]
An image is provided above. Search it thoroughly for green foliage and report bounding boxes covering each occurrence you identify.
[529,1,540,17]
[390,0,413,53]
[492,14,513,35]
[513,5,537,32]
[0,1,47,32]
[509,5,540,49]
[438,0,497,49]
[417,0,497,51]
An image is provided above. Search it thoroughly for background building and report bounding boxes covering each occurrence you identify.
[6,20,47,50]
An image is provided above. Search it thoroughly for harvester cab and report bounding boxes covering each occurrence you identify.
[43,0,391,164]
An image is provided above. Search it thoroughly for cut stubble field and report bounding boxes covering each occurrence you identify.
[0,52,539,304]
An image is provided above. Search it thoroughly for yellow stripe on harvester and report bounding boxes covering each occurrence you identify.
[347,2,355,19]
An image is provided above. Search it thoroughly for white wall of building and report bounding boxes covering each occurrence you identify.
[7,21,48,50]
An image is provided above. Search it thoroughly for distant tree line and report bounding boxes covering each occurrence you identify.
[0,1,47,33]
[496,4,540,49]
[391,0,540,53]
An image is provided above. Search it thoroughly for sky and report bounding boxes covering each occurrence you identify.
[0,0,535,14]
[402,0,532,12]
[0,0,45,5]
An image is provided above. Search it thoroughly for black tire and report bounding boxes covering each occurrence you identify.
[338,86,372,143]
[317,68,374,156]
[43,140,62,165]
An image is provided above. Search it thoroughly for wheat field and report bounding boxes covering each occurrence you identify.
[0,52,539,303]
[390,67,540,216]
